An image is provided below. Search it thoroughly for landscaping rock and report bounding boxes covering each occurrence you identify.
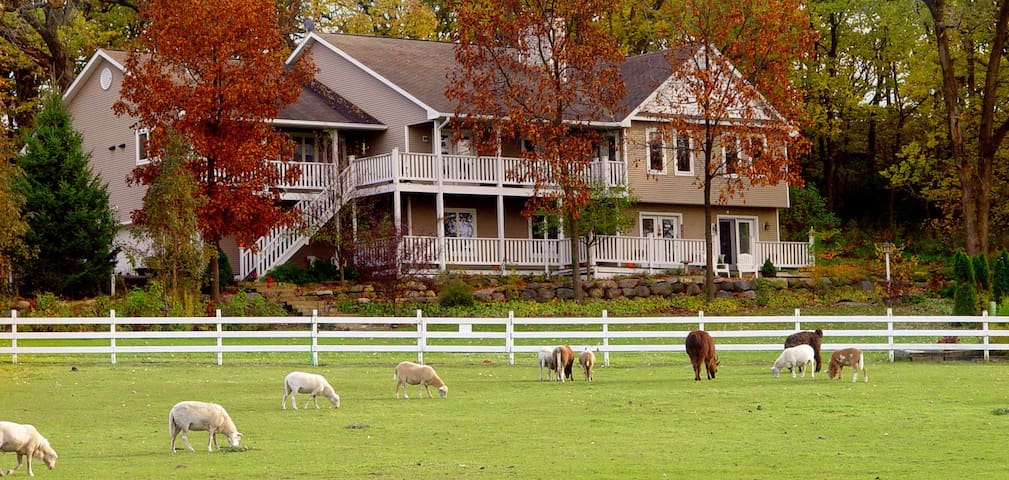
[650,281,673,296]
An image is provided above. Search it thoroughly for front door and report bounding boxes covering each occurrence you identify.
[718,218,756,265]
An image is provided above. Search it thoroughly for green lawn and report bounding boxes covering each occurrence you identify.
[1,353,1006,479]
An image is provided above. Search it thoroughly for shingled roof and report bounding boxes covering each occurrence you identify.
[313,33,691,124]
[278,80,383,126]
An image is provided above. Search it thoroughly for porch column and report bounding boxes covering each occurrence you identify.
[497,194,505,273]
[435,121,447,272]
[392,147,401,231]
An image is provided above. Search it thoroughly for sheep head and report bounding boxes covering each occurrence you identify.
[226,431,243,447]
[437,385,448,399]
[771,366,781,378]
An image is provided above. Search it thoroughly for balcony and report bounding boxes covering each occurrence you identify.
[351,149,627,191]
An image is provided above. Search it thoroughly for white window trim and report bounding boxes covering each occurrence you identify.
[639,212,683,238]
[444,208,477,238]
[528,215,559,239]
[136,129,153,166]
[646,128,666,175]
[673,132,694,176]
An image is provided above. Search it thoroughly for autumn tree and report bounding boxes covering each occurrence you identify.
[0,1,139,135]
[653,0,815,300]
[15,91,118,298]
[114,0,314,305]
[128,130,207,301]
[0,137,30,297]
[920,0,1009,255]
[447,0,626,300]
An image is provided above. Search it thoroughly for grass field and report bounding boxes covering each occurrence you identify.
[1,352,1007,479]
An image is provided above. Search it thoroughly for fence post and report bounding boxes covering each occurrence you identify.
[887,307,894,362]
[10,309,17,364]
[698,310,704,331]
[417,310,425,364]
[602,310,610,367]
[507,311,515,366]
[311,309,319,367]
[794,308,801,330]
[982,310,990,362]
[216,309,223,366]
[110,310,117,365]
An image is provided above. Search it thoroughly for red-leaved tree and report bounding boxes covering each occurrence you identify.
[655,0,815,300]
[447,0,626,299]
[113,0,314,305]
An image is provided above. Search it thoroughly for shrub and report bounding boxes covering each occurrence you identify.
[220,290,288,317]
[973,253,991,293]
[266,261,343,285]
[992,250,1009,306]
[952,250,978,315]
[31,292,72,318]
[438,279,475,308]
[121,282,170,317]
[760,258,778,277]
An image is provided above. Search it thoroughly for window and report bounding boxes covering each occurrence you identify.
[647,129,665,174]
[674,133,692,175]
[136,129,153,165]
[722,135,740,175]
[596,134,620,162]
[640,214,681,239]
[291,134,316,162]
[531,215,559,239]
[444,209,476,238]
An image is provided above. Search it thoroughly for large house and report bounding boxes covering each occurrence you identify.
[63,33,812,280]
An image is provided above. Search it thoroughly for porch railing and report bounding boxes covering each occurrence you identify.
[353,150,628,189]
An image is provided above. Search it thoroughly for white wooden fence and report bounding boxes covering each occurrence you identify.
[5,309,1008,366]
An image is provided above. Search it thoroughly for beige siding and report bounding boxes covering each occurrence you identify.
[67,59,146,226]
[627,203,779,241]
[407,124,435,154]
[406,194,532,238]
[624,121,789,208]
[310,45,429,154]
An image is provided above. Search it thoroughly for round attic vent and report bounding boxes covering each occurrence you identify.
[100,67,112,90]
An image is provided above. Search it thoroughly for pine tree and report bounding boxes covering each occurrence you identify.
[992,250,1009,307]
[15,92,118,298]
[952,250,978,316]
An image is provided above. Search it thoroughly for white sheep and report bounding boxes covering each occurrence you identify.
[393,361,448,399]
[537,347,557,381]
[168,401,242,452]
[282,371,341,410]
[579,348,596,382]
[772,344,816,378]
[0,421,57,477]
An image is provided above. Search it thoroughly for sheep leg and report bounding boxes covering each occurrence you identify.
[809,361,814,378]
[208,430,219,452]
[4,452,23,475]
[180,430,195,452]
[304,394,318,409]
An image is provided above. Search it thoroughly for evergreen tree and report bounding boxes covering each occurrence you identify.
[952,250,978,316]
[972,253,991,293]
[0,139,31,296]
[992,250,1009,307]
[15,92,118,298]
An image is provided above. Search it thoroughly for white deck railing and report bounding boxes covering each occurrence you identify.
[353,150,627,189]
[397,235,809,273]
[4,310,1006,366]
[271,161,338,190]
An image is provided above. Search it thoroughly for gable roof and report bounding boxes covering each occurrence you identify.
[66,48,384,130]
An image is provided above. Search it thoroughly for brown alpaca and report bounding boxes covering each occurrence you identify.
[552,345,575,382]
[685,330,718,381]
[785,329,823,373]
[828,348,868,383]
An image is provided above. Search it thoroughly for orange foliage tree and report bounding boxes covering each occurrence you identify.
[655,0,816,300]
[447,0,626,299]
[113,0,314,304]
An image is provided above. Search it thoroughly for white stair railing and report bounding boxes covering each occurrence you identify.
[239,166,354,279]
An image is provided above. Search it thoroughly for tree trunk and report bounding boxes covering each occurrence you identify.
[703,151,716,302]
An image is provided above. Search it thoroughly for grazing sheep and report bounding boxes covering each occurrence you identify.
[772,344,816,378]
[578,348,596,382]
[394,361,448,399]
[537,347,557,381]
[685,330,718,381]
[784,329,824,373]
[0,421,57,477]
[282,371,341,410]
[168,401,242,452]
[828,348,869,383]
[552,345,575,382]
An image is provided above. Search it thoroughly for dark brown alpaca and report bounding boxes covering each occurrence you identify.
[784,329,823,373]
[552,345,575,382]
[685,330,718,381]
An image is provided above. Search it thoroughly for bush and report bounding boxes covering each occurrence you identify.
[993,250,1009,306]
[760,258,778,277]
[31,292,72,318]
[220,290,288,317]
[973,253,991,293]
[438,279,474,308]
[952,250,978,315]
[266,261,343,285]
[121,282,170,316]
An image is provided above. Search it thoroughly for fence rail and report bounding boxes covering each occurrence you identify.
[5,310,1008,366]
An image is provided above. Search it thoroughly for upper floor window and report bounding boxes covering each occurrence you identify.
[647,129,665,174]
[722,135,740,176]
[291,134,316,162]
[136,129,153,165]
[674,133,692,176]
